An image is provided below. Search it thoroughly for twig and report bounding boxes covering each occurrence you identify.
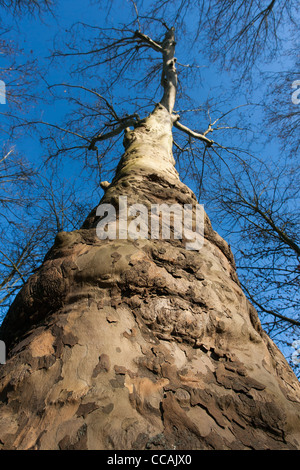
[173,119,214,146]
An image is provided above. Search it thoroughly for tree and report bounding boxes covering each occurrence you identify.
[17,0,298,369]
[0,148,34,314]
[0,0,54,14]
[148,0,299,75]
[0,12,299,450]
[0,0,50,112]
[0,148,91,323]
[204,151,300,369]
[0,0,94,322]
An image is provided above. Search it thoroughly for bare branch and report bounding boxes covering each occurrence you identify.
[133,30,163,53]
[173,119,214,146]
[241,281,300,327]
[88,113,140,151]
[48,83,120,121]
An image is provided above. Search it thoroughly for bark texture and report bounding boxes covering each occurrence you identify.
[0,105,300,450]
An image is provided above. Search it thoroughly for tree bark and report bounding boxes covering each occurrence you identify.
[0,104,300,450]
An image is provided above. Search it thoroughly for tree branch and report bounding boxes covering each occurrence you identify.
[48,83,120,121]
[173,119,214,146]
[133,31,163,53]
[241,281,300,327]
[88,113,140,150]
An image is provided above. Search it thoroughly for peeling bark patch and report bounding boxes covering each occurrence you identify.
[215,363,265,393]
[58,424,88,450]
[161,392,205,449]
[92,354,111,377]
[51,325,78,357]
[76,402,99,418]
[102,403,114,414]
[111,252,122,264]
[29,330,55,358]
[110,376,125,389]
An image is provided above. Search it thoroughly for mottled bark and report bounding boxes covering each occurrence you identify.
[0,101,299,450]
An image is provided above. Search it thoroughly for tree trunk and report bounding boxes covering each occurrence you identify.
[0,104,300,450]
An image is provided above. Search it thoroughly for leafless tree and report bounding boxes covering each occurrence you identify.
[0,0,58,320]
[1,0,299,371]
[0,0,54,14]
[0,158,90,322]
[147,0,299,73]
[264,68,300,156]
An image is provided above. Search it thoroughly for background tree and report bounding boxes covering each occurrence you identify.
[0,0,90,321]
[0,147,89,320]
